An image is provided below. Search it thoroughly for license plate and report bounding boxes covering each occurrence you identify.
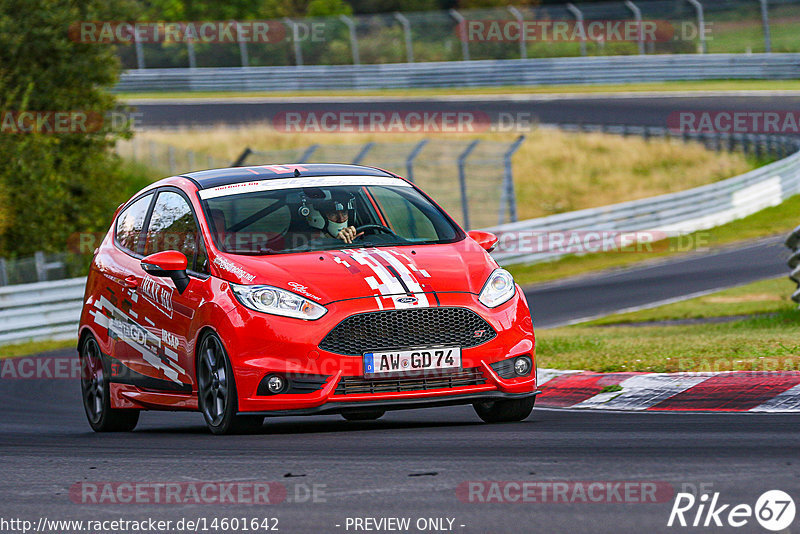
[363,347,461,377]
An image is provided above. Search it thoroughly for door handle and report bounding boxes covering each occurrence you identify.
[122,275,139,289]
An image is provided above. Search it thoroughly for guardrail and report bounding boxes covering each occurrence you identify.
[115,53,800,92]
[0,278,86,345]
[486,135,800,265]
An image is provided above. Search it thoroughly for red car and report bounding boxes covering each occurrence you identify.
[78,164,537,434]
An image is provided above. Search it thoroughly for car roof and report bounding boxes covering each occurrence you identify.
[181,163,396,189]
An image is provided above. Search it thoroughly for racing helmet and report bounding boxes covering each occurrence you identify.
[299,188,356,238]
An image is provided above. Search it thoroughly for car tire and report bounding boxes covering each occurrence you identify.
[197,332,263,435]
[341,410,386,421]
[80,335,140,432]
[473,396,535,423]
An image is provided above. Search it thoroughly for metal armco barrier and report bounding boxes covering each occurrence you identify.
[486,142,800,265]
[115,54,800,93]
[0,278,86,345]
[785,226,800,303]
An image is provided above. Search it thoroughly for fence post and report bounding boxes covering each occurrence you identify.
[299,144,319,163]
[566,3,587,57]
[457,140,480,230]
[449,9,470,61]
[168,146,177,174]
[149,141,157,168]
[500,135,525,224]
[393,12,414,63]
[236,21,250,66]
[34,251,47,282]
[187,38,197,69]
[339,15,360,65]
[231,147,252,167]
[507,6,527,59]
[0,258,7,286]
[759,0,772,53]
[405,139,429,183]
[352,142,374,164]
[686,0,707,53]
[624,0,645,55]
[134,32,145,70]
[284,18,303,66]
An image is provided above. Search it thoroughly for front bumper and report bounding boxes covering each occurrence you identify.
[228,289,536,414]
[244,390,540,417]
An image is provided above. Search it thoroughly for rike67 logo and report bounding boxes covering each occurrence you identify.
[668,490,795,531]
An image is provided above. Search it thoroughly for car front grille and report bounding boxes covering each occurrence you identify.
[319,307,496,356]
[334,367,486,395]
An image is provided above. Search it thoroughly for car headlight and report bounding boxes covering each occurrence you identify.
[230,283,327,320]
[478,269,516,308]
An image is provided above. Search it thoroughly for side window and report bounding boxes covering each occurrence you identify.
[144,191,208,274]
[115,193,153,255]
[370,187,438,240]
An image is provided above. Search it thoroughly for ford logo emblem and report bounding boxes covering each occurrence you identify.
[397,296,418,304]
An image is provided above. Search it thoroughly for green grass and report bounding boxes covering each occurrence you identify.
[115,79,800,100]
[0,339,76,360]
[587,277,792,326]
[507,192,800,287]
[536,277,800,373]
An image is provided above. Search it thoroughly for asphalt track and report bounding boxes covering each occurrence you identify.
[2,362,799,534]
[1,93,799,533]
[128,92,800,131]
[525,235,790,328]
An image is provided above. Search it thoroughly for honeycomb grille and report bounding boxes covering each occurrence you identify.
[334,367,486,395]
[319,307,496,356]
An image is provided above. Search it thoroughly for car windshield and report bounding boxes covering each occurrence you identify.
[200,180,461,255]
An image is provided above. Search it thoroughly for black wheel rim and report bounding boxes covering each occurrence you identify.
[198,336,228,426]
[81,339,105,424]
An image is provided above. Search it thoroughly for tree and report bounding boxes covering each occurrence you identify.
[0,0,135,256]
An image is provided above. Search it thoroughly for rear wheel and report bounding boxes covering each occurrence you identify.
[473,396,535,423]
[80,335,139,432]
[197,332,263,435]
[341,410,385,421]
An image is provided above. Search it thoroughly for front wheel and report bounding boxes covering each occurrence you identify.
[197,332,263,435]
[80,335,139,432]
[473,396,535,423]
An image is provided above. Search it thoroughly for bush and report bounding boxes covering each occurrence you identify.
[0,0,140,256]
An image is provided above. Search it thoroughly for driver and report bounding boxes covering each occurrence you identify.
[302,189,360,244]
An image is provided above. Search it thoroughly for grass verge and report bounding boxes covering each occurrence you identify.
[0,339,76,360]
[536,277,800,373]
[507,192,800,287]
[116,79,800,100]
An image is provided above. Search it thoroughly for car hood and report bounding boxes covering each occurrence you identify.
[210,239,498,305]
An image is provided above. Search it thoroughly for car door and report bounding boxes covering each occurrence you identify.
[137,187,211,392]
[98,191,157,382]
